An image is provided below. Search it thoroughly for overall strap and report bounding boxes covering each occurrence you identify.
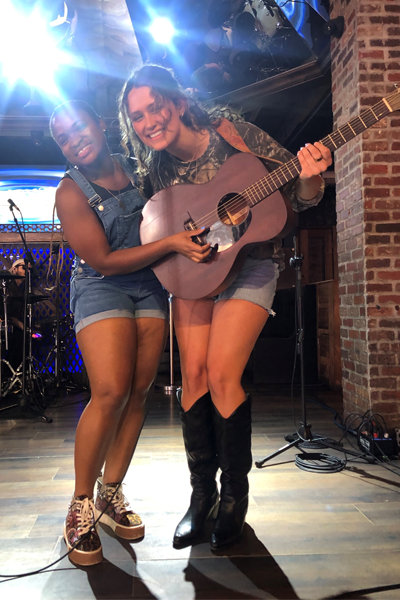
[66,167,103,208]
[66,154,137,208]
[112,153,137,186]
[213,118,283,167]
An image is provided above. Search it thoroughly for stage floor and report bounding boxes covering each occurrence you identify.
[0,381,399,599]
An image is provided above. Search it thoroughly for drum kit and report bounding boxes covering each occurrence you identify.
[226,0,294,80]
[0,269,50,413]
[0,264,76,421]
[236,0,283,42]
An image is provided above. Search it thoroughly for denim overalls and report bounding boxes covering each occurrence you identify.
[67,154,167,333]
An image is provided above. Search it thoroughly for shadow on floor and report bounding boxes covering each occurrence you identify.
[42,522,300,599]
[44,538,158,600]
[184,523,300,600]
[324,582,400,600]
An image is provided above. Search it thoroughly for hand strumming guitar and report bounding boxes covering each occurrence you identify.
[168,228,212,263]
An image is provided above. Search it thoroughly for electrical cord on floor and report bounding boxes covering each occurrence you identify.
[274,330,398,474]
[305,402,400,476]
[362,446,400,477]
[0,483,122,582]
[305,396,344,431]
[0,376,162,582]
[272,294,347,474]
[295,452,346,473]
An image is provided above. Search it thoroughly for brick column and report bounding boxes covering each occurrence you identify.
[330,0,400,427]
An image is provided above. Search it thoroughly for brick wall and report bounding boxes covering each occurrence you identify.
[330,0,400,426]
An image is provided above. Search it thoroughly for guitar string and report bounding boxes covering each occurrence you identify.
[211,106,385,224]
[195,101,387,227]
[186,98,393,230]
[192,103,384,228]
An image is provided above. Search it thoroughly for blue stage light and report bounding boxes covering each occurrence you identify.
[149,17,175,45]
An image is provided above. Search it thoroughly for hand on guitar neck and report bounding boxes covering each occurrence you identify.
[296,141,333,199]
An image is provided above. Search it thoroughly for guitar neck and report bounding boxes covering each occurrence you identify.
[249,96,395,206]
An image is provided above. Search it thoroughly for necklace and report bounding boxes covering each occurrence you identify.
[104,186,125,210]
[77,156,127,209]
[173,155,197,180]
[171,131,208,181]
[97,157,127,209]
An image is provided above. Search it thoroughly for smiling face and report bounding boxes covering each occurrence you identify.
[51,107,107,168]
[127,86,185,153]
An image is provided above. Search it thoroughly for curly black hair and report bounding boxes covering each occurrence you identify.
[49,100,101,138]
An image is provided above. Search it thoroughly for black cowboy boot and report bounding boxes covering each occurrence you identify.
[211,395,252,549]
[173,390,219,548]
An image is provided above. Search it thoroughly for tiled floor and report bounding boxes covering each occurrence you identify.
[0,382,400,599]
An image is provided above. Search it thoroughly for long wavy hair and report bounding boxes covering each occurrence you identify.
[118,64,243,193]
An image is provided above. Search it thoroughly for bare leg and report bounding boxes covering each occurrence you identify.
[207,299,268,548]
[173,297,213,411]
[103,317,166,484]
[74,318,137,497]
[172,299,218,546]
[207,300,269,417]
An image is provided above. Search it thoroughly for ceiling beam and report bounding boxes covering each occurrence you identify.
[211,50,331,112]
[0,117,120,140]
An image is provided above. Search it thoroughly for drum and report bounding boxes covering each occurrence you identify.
[251,0,282,39]
[234,6,256,41]
[235,0,282,40]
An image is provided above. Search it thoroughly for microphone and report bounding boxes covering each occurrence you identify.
[8,198,20,212]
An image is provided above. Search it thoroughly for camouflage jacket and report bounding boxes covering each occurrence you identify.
[150,121,324,270]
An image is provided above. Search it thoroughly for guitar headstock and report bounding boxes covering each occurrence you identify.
[385,86,400,112]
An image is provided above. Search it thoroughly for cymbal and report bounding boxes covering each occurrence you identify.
[0,272,24,279]
[28,294,51,303]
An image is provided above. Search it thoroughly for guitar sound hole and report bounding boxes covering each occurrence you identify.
[217,193,249,226]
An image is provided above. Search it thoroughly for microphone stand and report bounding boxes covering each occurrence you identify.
[255,236,323,469]
[157,293,180,395]
[255,237,366,471]
[35,244,63,392]
[8,202,52,423]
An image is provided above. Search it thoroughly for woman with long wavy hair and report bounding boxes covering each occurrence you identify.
[118,65,332,550]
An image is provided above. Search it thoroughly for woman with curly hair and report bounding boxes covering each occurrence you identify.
[118,65,332,549]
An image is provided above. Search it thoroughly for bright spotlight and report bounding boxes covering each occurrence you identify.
[0,0,64,96]
[149,17,175,45]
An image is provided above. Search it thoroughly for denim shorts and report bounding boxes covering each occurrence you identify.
[70,274,168,334]
[216,257,279,314]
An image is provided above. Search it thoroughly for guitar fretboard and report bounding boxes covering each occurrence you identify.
[243,94,397,207]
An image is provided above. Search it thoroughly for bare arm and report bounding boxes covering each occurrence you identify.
[235,122,331,210]
[56,178,211,276]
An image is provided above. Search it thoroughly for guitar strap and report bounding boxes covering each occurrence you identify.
[213,118,284,167]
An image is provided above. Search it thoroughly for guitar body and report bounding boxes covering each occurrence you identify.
[140,153,294,300]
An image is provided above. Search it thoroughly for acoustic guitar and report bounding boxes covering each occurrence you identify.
[140,89,400,300]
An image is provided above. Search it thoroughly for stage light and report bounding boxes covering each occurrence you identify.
[0,0,64,96]
[149,17,175,45]
[49,2,69,28]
